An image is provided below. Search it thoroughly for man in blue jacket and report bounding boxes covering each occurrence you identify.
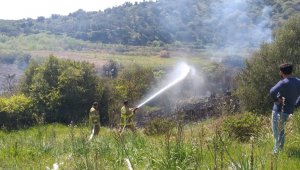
[270,63,300,154]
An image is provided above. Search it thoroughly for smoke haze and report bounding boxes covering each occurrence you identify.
[209,0,272,48]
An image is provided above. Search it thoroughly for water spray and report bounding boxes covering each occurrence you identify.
[136,63,191,108]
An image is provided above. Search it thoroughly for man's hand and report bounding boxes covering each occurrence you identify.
[275,97,285,105]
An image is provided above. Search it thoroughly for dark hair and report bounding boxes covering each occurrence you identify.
[123,100,129,105]
[279,63,293,75]
[93,102,98,107]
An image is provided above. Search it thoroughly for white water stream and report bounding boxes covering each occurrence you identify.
[137,63,190,108]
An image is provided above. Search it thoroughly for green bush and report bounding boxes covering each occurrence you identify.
[0,94,34,129]
[236,16,300,114]
[292,109,300,134]
[144,118,176,136]
[113,64,155,103]
[20,56,102,124]
[222,112,262,142]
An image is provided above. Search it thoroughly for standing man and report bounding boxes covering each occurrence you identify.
[270,63,300,154]
[119,100,138,134]
[89,102,100,138]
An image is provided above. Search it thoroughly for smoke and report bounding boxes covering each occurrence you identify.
[209,0,272,48]
[157,0,273,48]
[137,0,274,109]
[137,62,207,110]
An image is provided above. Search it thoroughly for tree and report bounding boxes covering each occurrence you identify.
[114,64,155,104]
[236,16,300,114]
[20,56,102,123]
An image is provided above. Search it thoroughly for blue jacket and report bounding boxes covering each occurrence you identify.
[270,77,300,114]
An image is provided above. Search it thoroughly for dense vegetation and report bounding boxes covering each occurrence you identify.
[0,0,300,47]
[0,1,300,169]
[236,16,300,114]
[0,112,300,169]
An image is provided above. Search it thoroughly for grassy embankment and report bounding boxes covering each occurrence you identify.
[1,113,300,170]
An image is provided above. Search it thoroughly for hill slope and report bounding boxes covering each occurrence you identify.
[0,0,299,47]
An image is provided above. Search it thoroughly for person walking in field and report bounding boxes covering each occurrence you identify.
[119,100,138,134]
[270,63,300,154]
[89,102,100,140]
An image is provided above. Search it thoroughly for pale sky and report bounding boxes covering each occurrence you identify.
[0,0,146,20]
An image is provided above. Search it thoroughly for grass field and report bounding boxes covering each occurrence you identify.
[1,115,300,170]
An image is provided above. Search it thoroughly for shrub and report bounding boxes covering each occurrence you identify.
[20,56,102,124]
[113,64,155,103]
[236,16,300,114]
[0,94,34,129]
[292,109,300,134]
[222,112,262,142]
[144,118,176,136]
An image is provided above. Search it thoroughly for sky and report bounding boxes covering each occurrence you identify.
[0,0,146,20]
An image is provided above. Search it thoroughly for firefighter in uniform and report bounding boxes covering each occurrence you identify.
[119,100,138,133]
[89,102,100,136]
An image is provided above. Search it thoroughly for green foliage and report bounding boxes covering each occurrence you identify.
[20,56,101,123]
[2,0,299,46]
[0,119,300,169]
[292,109,300,134]
[114,64,155,103]
[222,112,263,142]
[236,16,300,113]
[144,118,176,136]
[0,33,93,51]
[0,94,34,129]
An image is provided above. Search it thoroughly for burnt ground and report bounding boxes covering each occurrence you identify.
[135,93,239,126]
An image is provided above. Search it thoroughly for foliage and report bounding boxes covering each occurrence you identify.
[144,118,176,136]
[1,0,299,46]
[236,16,300,114]
[113,64,155,103]
[20,56,101,123]
[222,112,263,142]
[1,118,300,169]
[0,51,31,67]
[0,94,34,129]
[292,109,300,134]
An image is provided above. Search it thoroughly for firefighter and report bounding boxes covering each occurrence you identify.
[119,100,138,134]
[89,102,100,137]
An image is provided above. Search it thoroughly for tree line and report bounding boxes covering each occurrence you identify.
[0,0,299,47]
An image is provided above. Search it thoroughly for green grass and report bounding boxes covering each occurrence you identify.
[0,117,300,169]
[0,33,250,70]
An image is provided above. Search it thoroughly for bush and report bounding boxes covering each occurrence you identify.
[20,56,102,124]
[222,112,262,142]
[0,94,34,130]
[144,118,176,136]
[292,109,300,134]
[236,16,300,114]
[113,64,155,103]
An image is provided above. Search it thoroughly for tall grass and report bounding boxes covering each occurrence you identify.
[0,116,300,169]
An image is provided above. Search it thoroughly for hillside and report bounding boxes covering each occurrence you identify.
[0,0,299,47]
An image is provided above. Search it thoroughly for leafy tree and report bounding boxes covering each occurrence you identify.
[114,64,155,104]
[20,56,101,123]
[3,0,297,47]
[236,16,300,114]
